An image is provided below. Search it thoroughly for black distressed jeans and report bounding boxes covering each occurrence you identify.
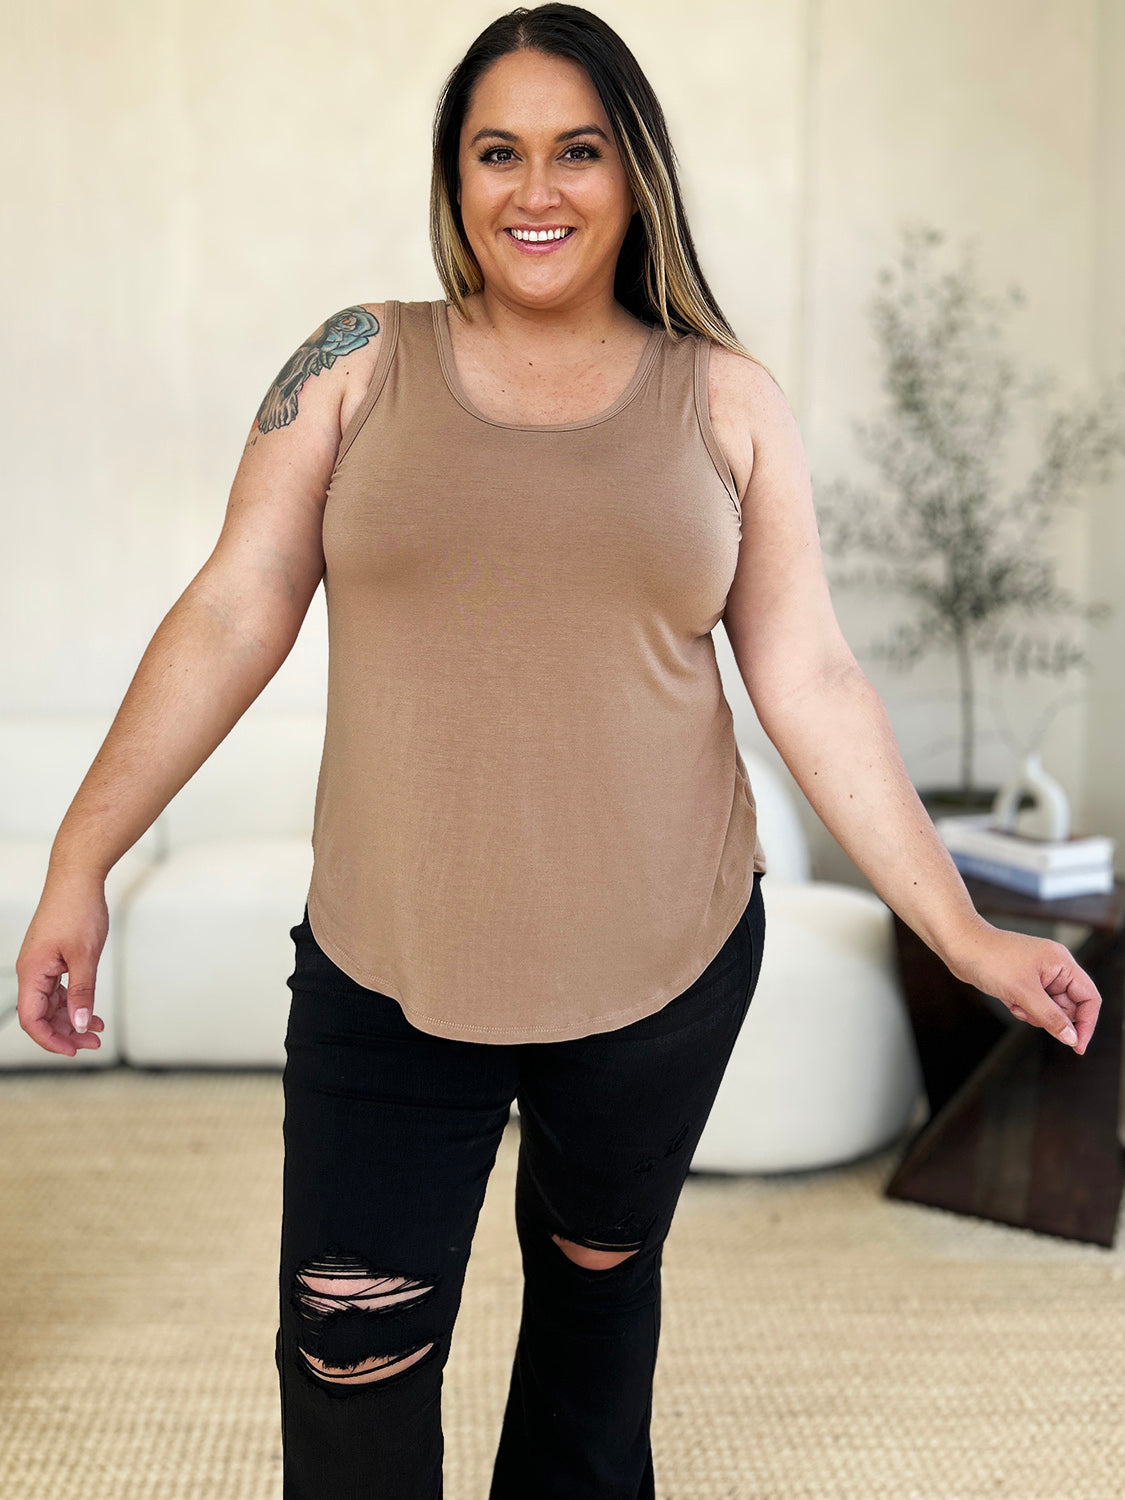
[275,872,765,1500]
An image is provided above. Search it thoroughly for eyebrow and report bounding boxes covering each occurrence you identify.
[469,124,611,146]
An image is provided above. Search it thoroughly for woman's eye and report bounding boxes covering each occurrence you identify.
[477,143,602,165]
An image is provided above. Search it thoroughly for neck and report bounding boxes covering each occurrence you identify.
[459,285,643,356]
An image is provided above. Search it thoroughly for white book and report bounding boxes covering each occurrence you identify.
[935,815,1115,874]
[951,852,1115,900]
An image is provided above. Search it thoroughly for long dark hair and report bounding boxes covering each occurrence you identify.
[429,3,764,363]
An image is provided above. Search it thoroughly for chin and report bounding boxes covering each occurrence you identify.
[492,267,586,307]
[508,280,574,306]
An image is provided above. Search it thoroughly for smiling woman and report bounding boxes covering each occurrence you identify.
[429,4,769,356]
[15,3,1103,1499]
[453,49,638,320]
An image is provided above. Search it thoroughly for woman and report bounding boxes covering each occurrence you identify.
[17,5,1101,1497]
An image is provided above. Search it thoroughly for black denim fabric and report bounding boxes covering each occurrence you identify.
[275,872,765,1500]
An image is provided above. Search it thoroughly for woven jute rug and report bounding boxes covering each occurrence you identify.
[0,1069,1121,1499]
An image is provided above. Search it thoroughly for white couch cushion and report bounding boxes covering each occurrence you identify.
[691,882,922,1172]
[161,712,324,848]
[119,837,312,1067]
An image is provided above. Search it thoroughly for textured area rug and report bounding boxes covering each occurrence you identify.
[0,1069,1121,1499]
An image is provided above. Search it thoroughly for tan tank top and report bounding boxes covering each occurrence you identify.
[306,298,766,1043]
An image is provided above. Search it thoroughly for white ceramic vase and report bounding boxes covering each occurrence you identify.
[991,751,1070,841]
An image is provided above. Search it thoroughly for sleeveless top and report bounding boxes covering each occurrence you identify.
[305,298,767,1044]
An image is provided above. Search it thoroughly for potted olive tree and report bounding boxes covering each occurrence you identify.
[815,223,1125,815]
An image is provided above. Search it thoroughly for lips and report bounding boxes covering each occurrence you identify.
[506,225,574,239]
[504,227,576,252]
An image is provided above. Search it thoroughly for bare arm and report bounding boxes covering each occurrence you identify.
[17,302,383,1055]
[713,352,1100,1054]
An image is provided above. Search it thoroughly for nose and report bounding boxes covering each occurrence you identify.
[513,156,563,214]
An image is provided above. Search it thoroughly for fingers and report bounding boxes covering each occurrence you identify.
[1016,994,1078,1047]
[17,964,104,1057]
[66,967,98,1037]
[1038,997,1079,1049]
[1068,972,1104,1056]
[1054,996,1098,1056]
[964,930,1103,1057]
[1069,994,1100,1056]
[1012,959,1102,1055]
[18,974,79,1056]
[1055,1016,1079,1048]
[1048,963,1102,1056]
[61,980,105,1051]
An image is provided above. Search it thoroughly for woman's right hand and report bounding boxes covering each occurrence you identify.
[16,871,109,1056]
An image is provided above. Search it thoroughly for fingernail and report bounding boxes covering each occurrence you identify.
[74,1009,89,1033]
[1061,1025,1077,1046]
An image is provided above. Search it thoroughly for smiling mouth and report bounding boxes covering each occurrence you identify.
[504,227,576,246]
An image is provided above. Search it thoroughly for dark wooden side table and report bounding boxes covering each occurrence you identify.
[884,876,1125,1247]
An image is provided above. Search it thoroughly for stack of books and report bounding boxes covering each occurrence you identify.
[935,815,1117,900]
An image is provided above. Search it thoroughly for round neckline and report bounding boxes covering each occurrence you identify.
[432,300,664,433]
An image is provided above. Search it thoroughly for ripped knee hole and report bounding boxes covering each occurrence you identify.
[551,1233,643,1270]
[291,1252,439,1387]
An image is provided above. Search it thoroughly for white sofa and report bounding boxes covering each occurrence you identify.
[0,715,157,1069]
[689,752,924,1172]
[116,711,321,1067]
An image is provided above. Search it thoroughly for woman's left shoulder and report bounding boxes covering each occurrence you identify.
[705,340,787,417]
[700,342,791,495]
[706,340,803,455]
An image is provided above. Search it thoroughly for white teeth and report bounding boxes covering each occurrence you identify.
[509,227,571,242]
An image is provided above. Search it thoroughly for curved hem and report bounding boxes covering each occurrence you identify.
[305,866,762,1045]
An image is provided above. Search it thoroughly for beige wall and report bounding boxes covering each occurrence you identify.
[2,0,1122,873]
[1085,0,1125,859]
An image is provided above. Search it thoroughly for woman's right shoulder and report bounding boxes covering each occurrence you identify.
[338,300,389,344]
[329,303,390,439]
[322,301,390,374]
[310,301,390,408]
[248,302,390,448]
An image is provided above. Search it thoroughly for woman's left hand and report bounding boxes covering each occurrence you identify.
[947,923,1102,1054]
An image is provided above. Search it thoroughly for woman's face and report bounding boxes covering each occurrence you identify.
[457,49,637,315]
